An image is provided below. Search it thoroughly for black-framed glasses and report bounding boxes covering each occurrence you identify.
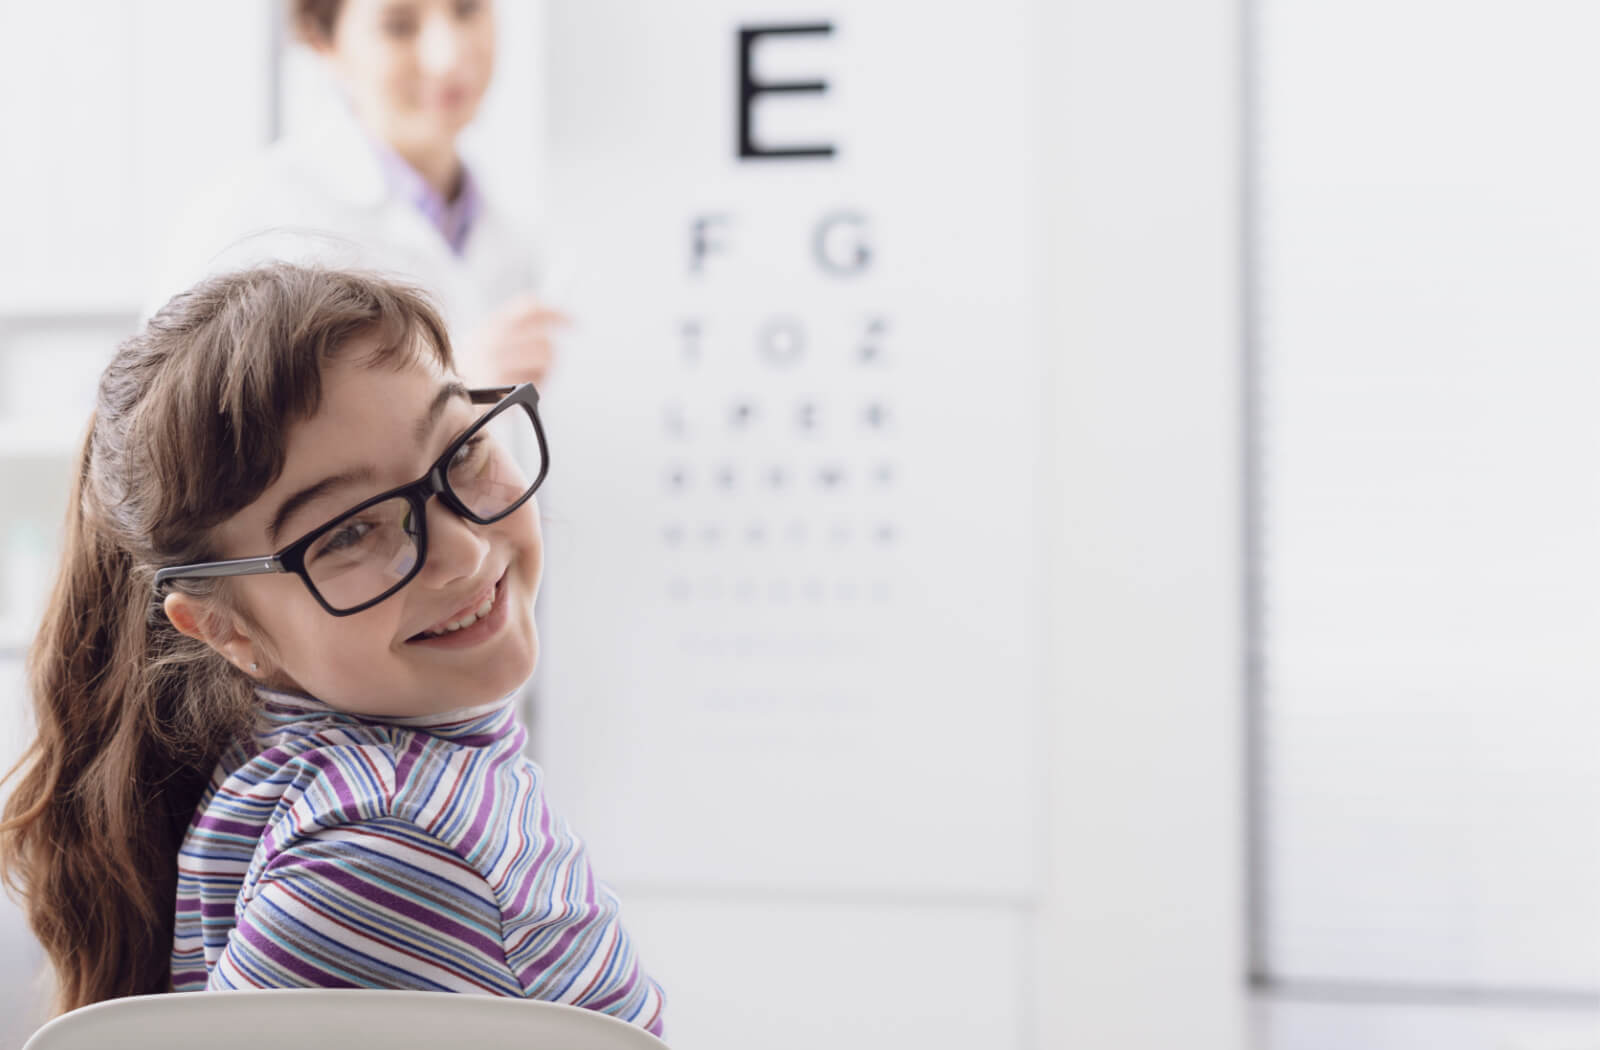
[153,383,549,616]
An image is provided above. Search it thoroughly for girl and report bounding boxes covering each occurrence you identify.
[151,0,562,389]
[0,264,664,1036]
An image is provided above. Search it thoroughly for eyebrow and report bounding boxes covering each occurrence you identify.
[267,468,378,545]
[267,381,473,545]
[416,380,472,446]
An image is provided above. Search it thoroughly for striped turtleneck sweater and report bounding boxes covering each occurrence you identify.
[171,687,665,1038]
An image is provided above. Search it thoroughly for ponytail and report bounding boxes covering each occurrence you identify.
[0,428,254,1012]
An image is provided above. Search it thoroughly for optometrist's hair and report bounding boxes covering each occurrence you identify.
[290,0,495,49]
[290,0,344,45]
[0,264,453,1015]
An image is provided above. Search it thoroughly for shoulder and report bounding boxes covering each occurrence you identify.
[146,125,387,314]
[205,695,536,883]
[217,716,409,834]
[168,138,349,246]
[220,810,523,995]
[218,714,521,884]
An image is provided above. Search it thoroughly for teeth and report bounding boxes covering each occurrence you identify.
[422,586,497,637]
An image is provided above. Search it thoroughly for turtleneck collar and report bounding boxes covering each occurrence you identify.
[253,684,520,744]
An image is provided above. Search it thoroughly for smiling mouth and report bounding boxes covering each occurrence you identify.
[407,573,505,642]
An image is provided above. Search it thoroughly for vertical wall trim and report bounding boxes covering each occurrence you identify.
[1033,0,1246,1045]
[1240,0,1269,989]
[266,0,284,143]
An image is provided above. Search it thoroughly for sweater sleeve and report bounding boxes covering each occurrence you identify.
[211,810,667,1038]
[210,817,524,995]
[490,785,667,1038]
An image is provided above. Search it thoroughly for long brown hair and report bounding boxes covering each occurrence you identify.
[0,264,453,1014]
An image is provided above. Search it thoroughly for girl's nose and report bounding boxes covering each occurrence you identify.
[419,497,489,587]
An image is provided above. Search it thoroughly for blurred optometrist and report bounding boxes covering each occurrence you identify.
[150,0,560,388]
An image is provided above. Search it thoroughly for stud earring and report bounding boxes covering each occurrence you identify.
[250,662,259,672]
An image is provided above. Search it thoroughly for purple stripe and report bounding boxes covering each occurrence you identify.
[505,792,556,916]
[585,960,636,1012]
[302,858,506,960]
[455,747,517,855]
[238,922,356,987]
[191,815,260,838]
[518,905,596,980]
[450,728,510,748]
[256,745,294,767]
[304,751,359,815]
[394,733,428,783]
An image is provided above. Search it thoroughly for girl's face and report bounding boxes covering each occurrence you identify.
[200,339,540,717]
[319,0,495,158]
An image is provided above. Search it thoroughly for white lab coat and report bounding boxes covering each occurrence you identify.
[147,106,541,352]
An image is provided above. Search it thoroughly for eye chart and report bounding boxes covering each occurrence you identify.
[538,2,1041,896]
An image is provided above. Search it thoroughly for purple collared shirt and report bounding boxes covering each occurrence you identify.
[371,139,483,256]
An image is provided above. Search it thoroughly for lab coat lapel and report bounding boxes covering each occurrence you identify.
[285,108,459,274]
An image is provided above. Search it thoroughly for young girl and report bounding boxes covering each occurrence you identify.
[0,264,664,1036]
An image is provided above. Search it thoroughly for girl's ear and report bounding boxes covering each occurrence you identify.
[163,592,260,675]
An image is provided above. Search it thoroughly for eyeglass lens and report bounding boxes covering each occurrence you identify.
[304,405,542,611]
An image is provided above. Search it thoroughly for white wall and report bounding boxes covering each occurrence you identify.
[1252,1,1600,1046]
[1033,0,1247,1046]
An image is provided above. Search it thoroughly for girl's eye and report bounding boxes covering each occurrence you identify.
[449,433,488,472]
[454,0,483,18]
[313,521,373,560]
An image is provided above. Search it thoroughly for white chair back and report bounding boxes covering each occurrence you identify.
[22,989,669,1050]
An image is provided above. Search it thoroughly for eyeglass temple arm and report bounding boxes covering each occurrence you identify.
[154,556,285,589]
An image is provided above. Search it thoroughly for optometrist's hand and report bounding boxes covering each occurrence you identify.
[459,293,569,388]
